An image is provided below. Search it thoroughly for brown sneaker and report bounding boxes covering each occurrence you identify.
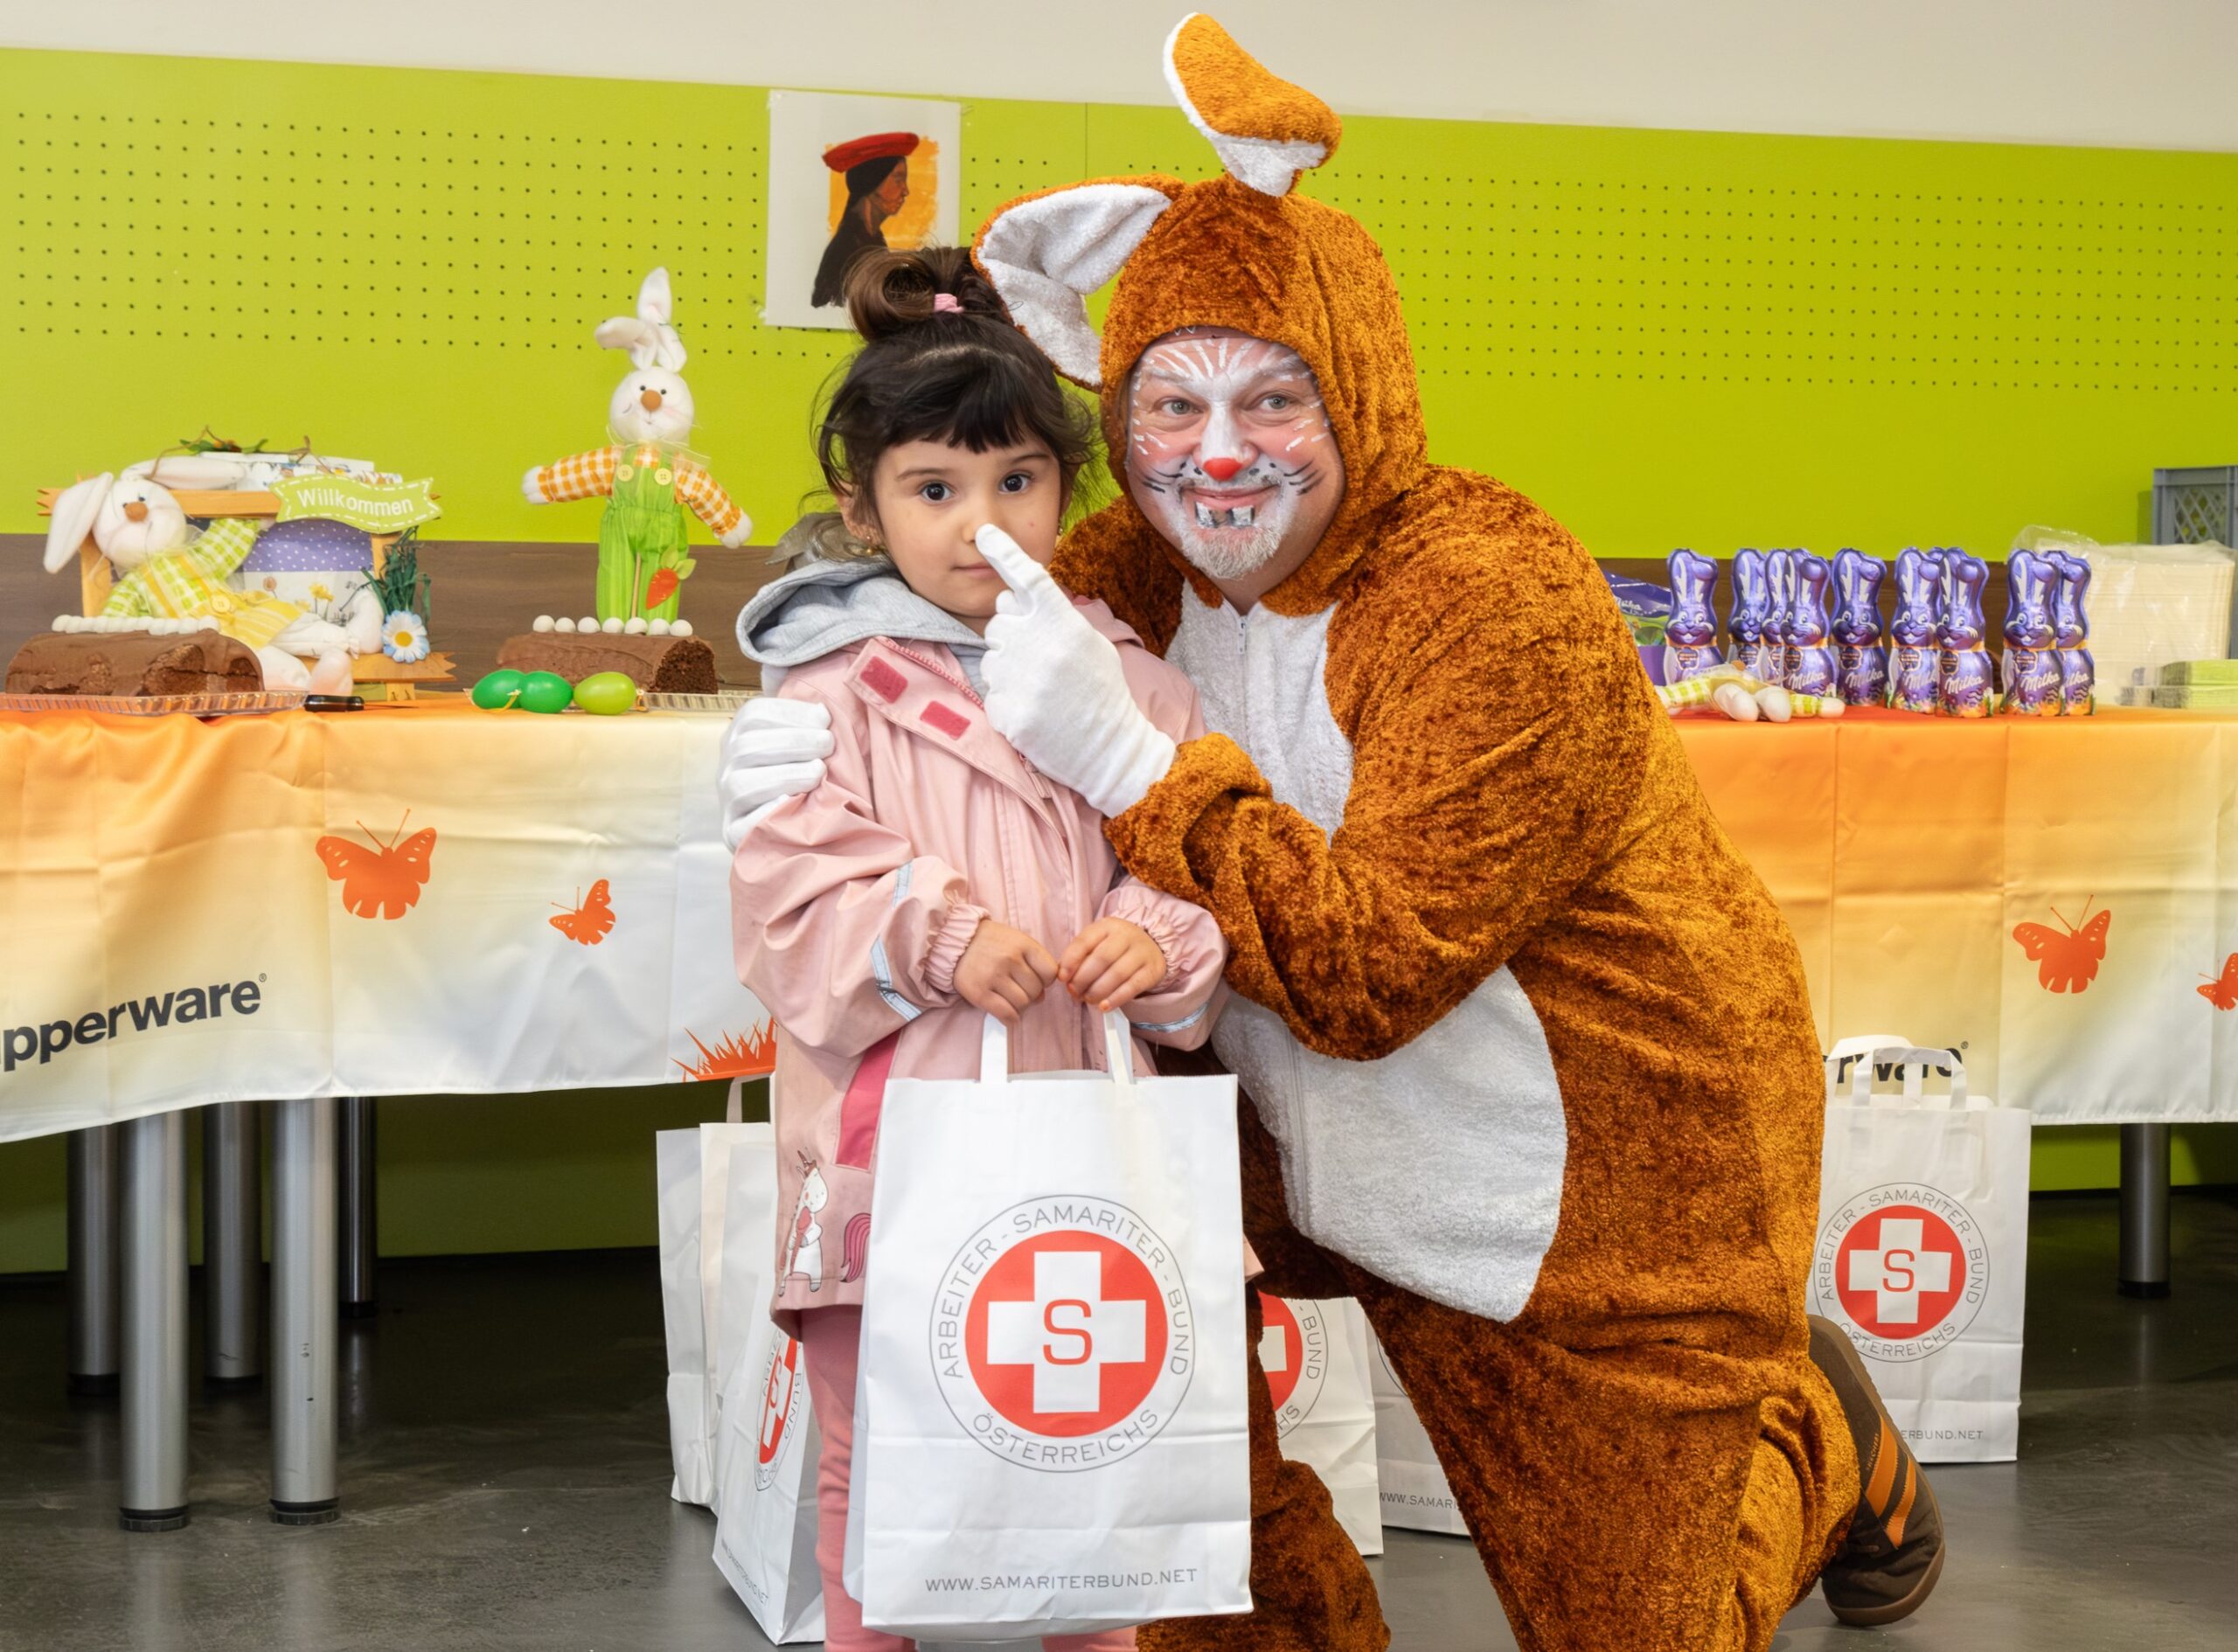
[1808,1315,1947,1627]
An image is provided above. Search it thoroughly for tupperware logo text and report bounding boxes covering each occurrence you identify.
[3,979,262,1075]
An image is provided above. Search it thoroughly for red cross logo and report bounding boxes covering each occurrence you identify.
[1834,1206,1965,1339]
[965,1232,1167,1437]
[1259,1293,1304,1413]
[758,1335,802,1468]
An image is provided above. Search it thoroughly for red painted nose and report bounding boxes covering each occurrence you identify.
[1200,456,1244,482]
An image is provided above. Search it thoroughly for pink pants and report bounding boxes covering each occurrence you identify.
[799,1306,1138,1652]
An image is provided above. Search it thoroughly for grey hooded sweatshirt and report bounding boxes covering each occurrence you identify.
[734,515,990,695]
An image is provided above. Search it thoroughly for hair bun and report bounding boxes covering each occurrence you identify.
[843,246,1002,342]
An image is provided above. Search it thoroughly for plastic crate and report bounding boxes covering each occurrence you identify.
[2154,466,2238,548]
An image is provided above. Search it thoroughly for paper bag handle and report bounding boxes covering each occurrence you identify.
[1846,1045,1970,1108]
[979,1009,1138,1087]
[725,1077,747,1125]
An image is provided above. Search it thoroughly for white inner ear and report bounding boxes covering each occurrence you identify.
[637,267,672,326]
[1161,18,1328,198]
[977,184,1174,386]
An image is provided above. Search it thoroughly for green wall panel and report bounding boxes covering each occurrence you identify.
[9,48,2235,560]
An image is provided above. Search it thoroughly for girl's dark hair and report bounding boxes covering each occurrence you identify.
[816,246,1101,542]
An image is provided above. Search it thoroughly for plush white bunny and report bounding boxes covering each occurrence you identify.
[521,267,750,622]
[42,468,352,693]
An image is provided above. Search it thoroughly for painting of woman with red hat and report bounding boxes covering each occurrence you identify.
[765,92,957,330]
[812,131,919,308]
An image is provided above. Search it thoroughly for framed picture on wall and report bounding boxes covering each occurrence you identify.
[764,90,962,330]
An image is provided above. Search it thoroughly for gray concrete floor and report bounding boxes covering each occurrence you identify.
[1,1190,2234,1652]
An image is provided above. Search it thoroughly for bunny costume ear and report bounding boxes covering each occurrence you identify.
[971,16,1341,387]
[1164,12,1342,198]
[974,182,1181,387]
[594,266,688,371]
[44,474,110,573]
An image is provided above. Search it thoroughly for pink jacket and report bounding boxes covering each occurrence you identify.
[731,598,1227,1333]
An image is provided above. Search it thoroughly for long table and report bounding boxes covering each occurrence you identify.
[3,698,768,1529]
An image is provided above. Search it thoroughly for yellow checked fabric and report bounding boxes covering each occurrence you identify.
[99,518,305,649]
[535,444,745,538]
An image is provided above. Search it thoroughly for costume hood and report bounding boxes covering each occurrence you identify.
[973,13,1428,614]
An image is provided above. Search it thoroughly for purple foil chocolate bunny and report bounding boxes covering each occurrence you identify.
[1785,552,1839,695]
[1998,549,2062,717]
[1889,548,1943,714]
[2047,550,2095,716]
[1731,549,1774,682]
[1764,550,1797,687]
[1937,549,1994,718]
[1662,548,1725,683]
[1831,549,1889,706]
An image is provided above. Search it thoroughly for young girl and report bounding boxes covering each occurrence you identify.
[729,246,1227,1652]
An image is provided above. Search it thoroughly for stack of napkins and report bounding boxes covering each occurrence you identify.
[2076,542,2237,705]
[2148,659,2238,709]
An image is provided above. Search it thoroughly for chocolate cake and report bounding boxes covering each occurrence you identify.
[496,632,719,693]
[6,630,265,698]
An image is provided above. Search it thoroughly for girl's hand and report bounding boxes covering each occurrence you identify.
[955,920,1059,1026]
[1059,919,1167,1013]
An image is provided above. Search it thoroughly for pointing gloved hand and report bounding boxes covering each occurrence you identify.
[976,524,1177,818]
[719,695,836,851]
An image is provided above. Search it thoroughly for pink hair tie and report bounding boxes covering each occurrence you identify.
[932,293,963,315]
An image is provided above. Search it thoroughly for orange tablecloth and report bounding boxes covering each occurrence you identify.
[1675,707,2238,1122]
[0,702,770,1142]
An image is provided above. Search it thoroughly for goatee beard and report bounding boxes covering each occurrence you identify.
[1176,518,1286,580]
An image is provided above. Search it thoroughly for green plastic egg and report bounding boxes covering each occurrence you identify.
[517,671,576,715]
[469,669,526,710]
[573,671,639,716]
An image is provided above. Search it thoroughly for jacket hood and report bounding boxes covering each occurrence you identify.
[735,521,990,670]
[973,14,1428,619]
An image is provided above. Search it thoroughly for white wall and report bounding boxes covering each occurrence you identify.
[13,1,2238,153]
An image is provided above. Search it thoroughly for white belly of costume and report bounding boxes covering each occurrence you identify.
[1168,587,1567,1323]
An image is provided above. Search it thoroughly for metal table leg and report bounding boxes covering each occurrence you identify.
[66,1124,121,1397]
[339,1096,377,1318]
[2118,1121,2172,1298]
[270,1097,339,1524]
[202,1102,263,1389]
[119,1112,189,1531]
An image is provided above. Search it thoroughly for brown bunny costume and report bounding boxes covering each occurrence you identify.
[970,15,1942,1651]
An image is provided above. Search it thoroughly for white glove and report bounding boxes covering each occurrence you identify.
[719,696,835,852]
[977,524,1175,818]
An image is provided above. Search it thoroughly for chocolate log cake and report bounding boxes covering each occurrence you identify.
[6,630,265,698]
[495,632,719,693]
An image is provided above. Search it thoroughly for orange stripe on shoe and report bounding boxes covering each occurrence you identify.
[1864,1419,1901,1514]
[1886,1461,1917,1547]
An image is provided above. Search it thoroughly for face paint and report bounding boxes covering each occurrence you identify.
[1124,329,1342,584]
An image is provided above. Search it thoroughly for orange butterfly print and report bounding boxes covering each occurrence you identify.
[2200,953,2238,1011]
[316,814,436,920]
[551,879,616,946]
[2012,899,2109,995]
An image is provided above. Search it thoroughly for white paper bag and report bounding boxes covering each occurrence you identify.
[654,1081,771,1506]
[1812,1045,2031,1463]
[1368,1334,1469,1536]
[847,1011,1251,1641]
[710,1142,824,1645]
[1258,1293,1381,1554]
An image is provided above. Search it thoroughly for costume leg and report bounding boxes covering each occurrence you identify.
[1138,1096,1388,1652]
[1359,1277,1858,1652]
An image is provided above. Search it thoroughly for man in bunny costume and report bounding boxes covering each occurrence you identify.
[723,17,1943,1651]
